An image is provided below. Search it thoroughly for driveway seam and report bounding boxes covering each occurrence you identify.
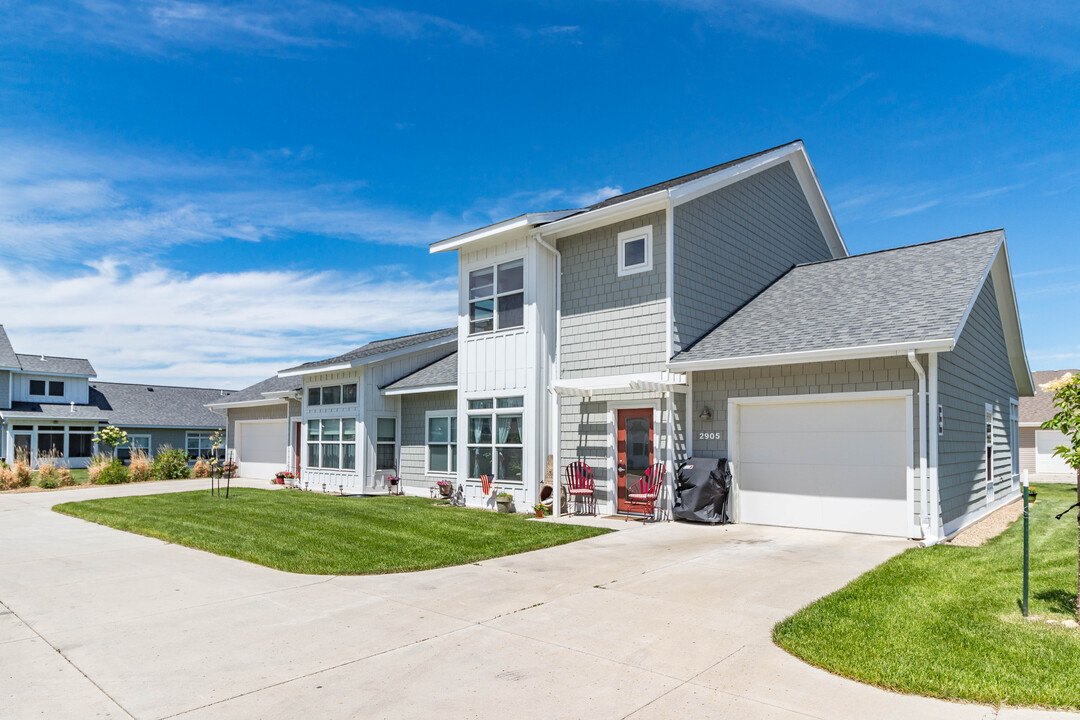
[0,599,136,720]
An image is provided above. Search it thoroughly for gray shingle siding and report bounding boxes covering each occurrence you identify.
[559,210,668,378]
[0,370,9,409]
[399,390,457,491]
[672,161,833,352]
[938,275,1020,531]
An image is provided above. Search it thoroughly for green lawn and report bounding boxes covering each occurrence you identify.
[54,489,611,574]
[774,484,1080,709]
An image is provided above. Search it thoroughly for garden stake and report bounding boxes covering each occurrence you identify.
[1022,475,1029,617]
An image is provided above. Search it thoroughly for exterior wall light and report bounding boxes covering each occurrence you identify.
[699,406,712,421]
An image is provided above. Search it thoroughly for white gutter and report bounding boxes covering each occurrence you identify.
[907,351,936,545]
[536,233,563,518]
[670,338,955,372]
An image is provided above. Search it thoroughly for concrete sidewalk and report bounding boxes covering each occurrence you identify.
[1,480,1076,719]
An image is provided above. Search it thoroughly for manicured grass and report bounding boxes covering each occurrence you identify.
[54,489,611,574]
[774,484,1080,709]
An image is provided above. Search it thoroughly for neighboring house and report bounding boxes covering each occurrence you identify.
[0,325,234,467]
[205,375,303,481]
[1019,370,1079,479]
[270,140,1034,542]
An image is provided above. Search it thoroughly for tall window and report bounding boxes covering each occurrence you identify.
[307,419,356,470]
[186,432,218,460]
[307,384,357,406]
[38,429,65,456]
[426,413,457,474]
[985,404,995,504]
[469,259,524,334]
[376,418,397,471]
[467,397,523,482]
[69,426,94,458]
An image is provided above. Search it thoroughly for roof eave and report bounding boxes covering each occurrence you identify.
[205,398,286,410]
[429,210,580,254]
[381,382,457,396]
[668,338,956,372]
[278,335,457,378]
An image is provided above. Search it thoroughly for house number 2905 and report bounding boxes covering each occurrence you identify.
[697,432,722,440]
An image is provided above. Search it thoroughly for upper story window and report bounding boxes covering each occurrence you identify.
[469,259,524,334]
[307,383,358,406]
[617,225,653,277]
[29,379,66,397]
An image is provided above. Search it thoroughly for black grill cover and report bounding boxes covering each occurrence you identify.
[672,457,731,523]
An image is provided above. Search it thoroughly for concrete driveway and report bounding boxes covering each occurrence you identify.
[1,481,1074,720]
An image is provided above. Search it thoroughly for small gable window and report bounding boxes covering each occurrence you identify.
[48,381,64,397]
[29,380,46,395]
[618,225,653,277]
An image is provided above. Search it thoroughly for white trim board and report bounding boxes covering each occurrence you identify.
[669,339,954,372]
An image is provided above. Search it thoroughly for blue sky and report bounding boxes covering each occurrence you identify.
[1,0,1077,387]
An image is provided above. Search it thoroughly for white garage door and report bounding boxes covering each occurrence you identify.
[237,421,287,480]
[736,396,910,537]
[1036,430,1073,475]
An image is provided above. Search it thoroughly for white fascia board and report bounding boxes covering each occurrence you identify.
[277,337,456,378]
[261,390,300,400]
[1020,422,1045,428]
[19,370,97,380]
[429,211,580,254]
[531,192,669,240]
[381,382,457,397]
[205,398,286,410]
[668,339,956,372]
[552,371,687,396]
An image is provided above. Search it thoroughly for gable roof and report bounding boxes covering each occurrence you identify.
[1022,370,1079,424]
[431,141,846,258]
[381,352,457,394]
[3,382,232,427]
[279,328,457,376]
[0,326,18,369]
[671,230,1033,394]
[15,354,97,377]
[206,374,302,408]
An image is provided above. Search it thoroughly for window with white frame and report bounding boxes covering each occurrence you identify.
[617,225,653,276]
[426,412,457,474]
[468,259,524,334]
[1010,399,1020,480]
[186,431,219,460]
[375,417,397,471]
[307,383,358,407]
[117,435,151,461]
[307,418,356,470]
[467,396,523,482]
[69,427,94,458]
[985,404,995,504]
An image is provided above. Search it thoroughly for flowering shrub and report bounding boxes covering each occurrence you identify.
[436,479,451,488]
[93,426,128,455]
[152,447,191,481]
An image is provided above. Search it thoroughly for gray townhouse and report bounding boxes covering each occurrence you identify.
[242,140,1033,542]
[0,326,233,467]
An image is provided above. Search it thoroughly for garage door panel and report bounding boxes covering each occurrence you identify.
[740,462,907,500]
[736,397,910,537]
[741,400,905,434]
[237,421,286,481]
[1037,430,1074,475]
[739,430,908,467]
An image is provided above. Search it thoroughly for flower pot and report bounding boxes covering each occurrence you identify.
[534,510,544,519]
[438,484,453,498]
[496,498,512,513]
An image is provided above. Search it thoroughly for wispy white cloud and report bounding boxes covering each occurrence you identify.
[0,1,483,55]
[0,258,458,387]
[0,135,473,260]
[467,185,624,225]
[661,0,1080,65]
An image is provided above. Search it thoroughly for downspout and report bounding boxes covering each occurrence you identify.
[907,351,935,545]
[927,352,941,541]
[536,233,562,518]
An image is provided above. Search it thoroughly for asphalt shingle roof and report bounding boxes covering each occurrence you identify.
[5,382,233,427]
[0,326,18,369]
[1022,370,1079,424]
[282,327,457,373]
[15,354,97,377]
[672,230,1004,365]
[382,352,457,391]
[210,375,302,405]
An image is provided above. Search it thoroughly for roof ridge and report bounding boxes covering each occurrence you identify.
[91,380,236,392]
[363,326,456,346]
[793,229,1004,269]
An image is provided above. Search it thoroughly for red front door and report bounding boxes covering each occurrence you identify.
[617,409,653,513]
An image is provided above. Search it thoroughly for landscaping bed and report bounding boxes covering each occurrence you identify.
[54,489,612,574]
[774,484,1080,709]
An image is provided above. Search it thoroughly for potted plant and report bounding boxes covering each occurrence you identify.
[274,471,295,486]
[437,479,453,498]
[1029,486,1038,503]
[386,475,401,495]
[532,502,547,519]
[495,492,513,513]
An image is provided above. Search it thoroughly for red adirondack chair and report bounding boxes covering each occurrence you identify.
[564,460,596,516]
[625,462,666,523]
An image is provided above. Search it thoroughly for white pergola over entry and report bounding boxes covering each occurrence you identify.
[551,372,688,398]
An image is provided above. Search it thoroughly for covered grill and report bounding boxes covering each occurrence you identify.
[672,457,732,523]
